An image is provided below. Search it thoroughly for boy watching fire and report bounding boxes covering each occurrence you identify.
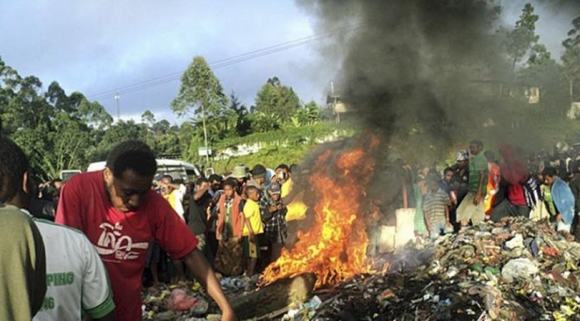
[423,178,452,239]
[262,183,287,263]
[242,185,264,276]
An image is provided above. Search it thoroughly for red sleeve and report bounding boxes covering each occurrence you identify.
[55,177,84,230]
[151,194,198,259]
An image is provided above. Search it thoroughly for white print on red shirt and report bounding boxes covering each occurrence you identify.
[96,222,149,261]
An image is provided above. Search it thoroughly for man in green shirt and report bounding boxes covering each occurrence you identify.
[0,136,47,320]
[456,140,488,228]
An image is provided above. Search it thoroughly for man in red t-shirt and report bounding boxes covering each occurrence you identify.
[56,140,236,321]
[490,145,531,222]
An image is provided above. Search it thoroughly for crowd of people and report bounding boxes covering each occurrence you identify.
[0,138,236,321]
[143,162,299,287]
[404,140,580,242]
[2,134,579,321]
[0,136,303,321]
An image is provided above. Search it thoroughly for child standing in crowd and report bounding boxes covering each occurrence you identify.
[215,178,244,276]
[262,183,287,263]
[217,179,244,242]
[423,179,452,239]
[242,185,264,276]
[543,167,575,234]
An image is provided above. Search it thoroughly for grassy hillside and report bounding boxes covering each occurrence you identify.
[208,122,355,173]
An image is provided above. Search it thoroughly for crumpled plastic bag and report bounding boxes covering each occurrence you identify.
[501,258,539,283]
[166,289,200,311]
[504,234,524,250]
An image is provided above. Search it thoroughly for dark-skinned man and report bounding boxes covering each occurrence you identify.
[56,140,236,321]
[0,137,46,321]
[0,137,116,321]
[456,140,488,230]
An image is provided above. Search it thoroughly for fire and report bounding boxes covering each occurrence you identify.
[261,141,376,289]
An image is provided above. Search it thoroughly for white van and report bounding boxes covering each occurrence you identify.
[86,159,202,183]
[59,169,82,181]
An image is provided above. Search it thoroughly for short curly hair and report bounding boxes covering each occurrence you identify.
[106,140,157,178]
[542,166,557,177]
[0,137,29,203]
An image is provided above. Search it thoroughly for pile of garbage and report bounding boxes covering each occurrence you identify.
[299,218,580,321]
[142,276,256,321]
[142,218,580,320]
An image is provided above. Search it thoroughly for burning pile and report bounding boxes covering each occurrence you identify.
[262,138,378,289]
[297,218,580,321]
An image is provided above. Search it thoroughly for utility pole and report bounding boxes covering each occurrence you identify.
[330,81,340,123]
[114,93,120,122]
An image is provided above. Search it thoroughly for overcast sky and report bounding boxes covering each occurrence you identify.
[0,0,577,123]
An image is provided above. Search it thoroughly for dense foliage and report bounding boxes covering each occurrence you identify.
[0,57,326,179]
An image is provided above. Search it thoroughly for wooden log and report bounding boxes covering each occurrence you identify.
[232,273,316,320]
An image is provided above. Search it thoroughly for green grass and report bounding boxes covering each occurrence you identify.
[212,143,316,173]
[208,122,355,172]
[214,122,354,149]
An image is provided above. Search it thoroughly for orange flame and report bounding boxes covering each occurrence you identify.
[261,142,376,289]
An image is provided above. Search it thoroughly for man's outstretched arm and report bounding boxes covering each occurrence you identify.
[183,249,237,321]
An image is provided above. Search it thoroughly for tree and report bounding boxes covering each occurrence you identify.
[518,43,568,113]
[146,121,181,158]
[152,119,170,134]
[0,60,105,178]
[177,122,199,161]
[250,111,281,133]
[504,3,540,72]
[255,77,300,122]
[137,114,183,158]
[141,110,156,128]
[229,93,251,136]
[171,56,229,162]
[3,75,54,132]
[42,112,91,177]
[562,16,580,102]
[291,101,322,127]
[92,120,150,162]
[74,96,113,130]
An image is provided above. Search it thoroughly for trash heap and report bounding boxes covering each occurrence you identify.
[142,277,255,321]
[303,218,580,321]
[142,218,580,321]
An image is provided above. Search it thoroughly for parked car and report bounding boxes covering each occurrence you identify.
[86,159,202,183]
[59,169,82,181]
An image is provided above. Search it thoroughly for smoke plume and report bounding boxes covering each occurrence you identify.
[302,0,516,161]
[292,0,579,220]
[300,0,580,164]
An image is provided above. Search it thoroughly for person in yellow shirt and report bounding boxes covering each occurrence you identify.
[276,164,293,198]
[276,164,308,222]
[242,186,264,276]
[159,175,186,220]
[159,174,188,282]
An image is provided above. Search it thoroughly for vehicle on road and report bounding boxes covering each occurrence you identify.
[87,159,202,183]
[59,169,82,181]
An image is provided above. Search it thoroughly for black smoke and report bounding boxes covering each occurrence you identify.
[301,0,514,162]
[293,0,580,223]
[301,1,580,165]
